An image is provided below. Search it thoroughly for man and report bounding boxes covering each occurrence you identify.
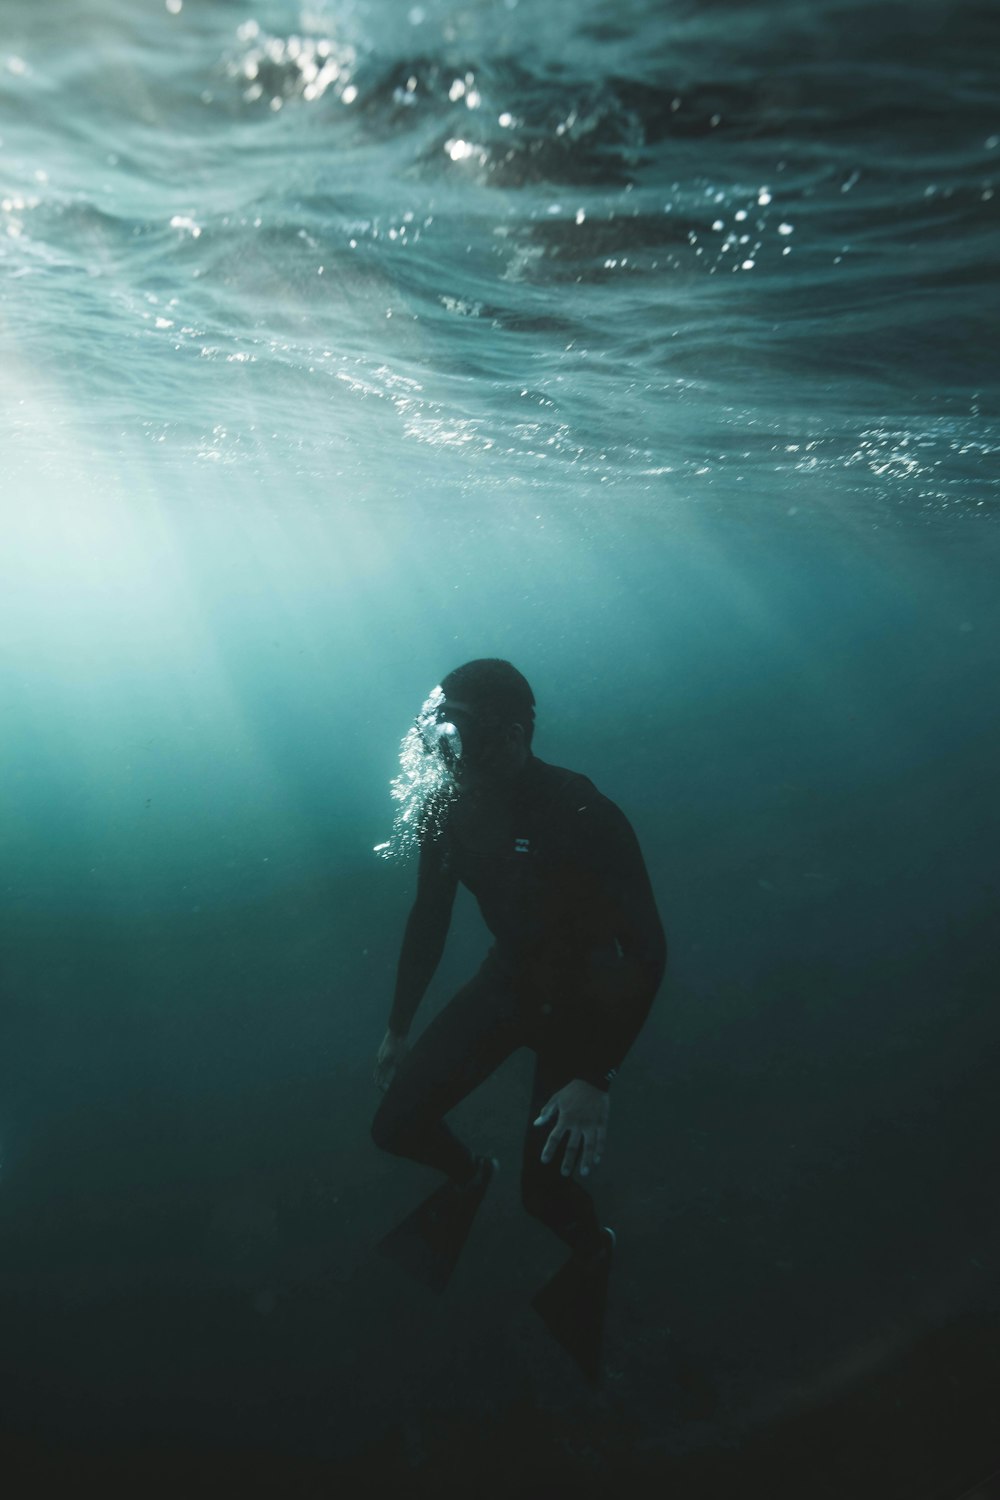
[371,659,666,1376]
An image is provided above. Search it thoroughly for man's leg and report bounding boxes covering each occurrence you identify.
[372,957,521,1185]
[521,1047,603,1251]
[522,1036,615,1384]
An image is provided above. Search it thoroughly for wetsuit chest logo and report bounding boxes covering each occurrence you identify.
[514,837,531,855]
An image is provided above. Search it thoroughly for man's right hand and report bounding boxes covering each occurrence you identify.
[374,1028,409,1092]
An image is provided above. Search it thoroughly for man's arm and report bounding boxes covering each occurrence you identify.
[575,802,667,1090]
[531,793,666,1179]
[387,837,458,1037]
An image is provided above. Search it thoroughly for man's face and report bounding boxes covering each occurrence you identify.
[435,697,495,781]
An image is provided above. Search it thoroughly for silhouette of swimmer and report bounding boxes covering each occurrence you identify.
[371,659,666,1382]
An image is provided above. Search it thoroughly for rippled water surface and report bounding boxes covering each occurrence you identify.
[4,0,998,510]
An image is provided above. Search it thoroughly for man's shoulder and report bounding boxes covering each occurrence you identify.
[529,756,595,799]
[529,758,624,825]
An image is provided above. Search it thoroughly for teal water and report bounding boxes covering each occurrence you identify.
[1,1,999,1493]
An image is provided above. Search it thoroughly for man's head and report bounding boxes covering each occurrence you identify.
[377,660,536,859]
[435,659,535,782]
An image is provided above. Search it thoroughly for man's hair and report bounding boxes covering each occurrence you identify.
[440,659,535,745]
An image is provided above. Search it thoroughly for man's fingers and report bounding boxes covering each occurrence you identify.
[540,1106,566,1161]
[374,1061,395,1091]
[560,1129,582,1176]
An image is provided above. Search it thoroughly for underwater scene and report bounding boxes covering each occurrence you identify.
[1,0,999,1494]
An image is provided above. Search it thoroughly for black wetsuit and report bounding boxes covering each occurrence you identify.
[371,754,667,1248]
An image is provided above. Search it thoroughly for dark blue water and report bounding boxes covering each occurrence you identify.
[1,1,999,1494]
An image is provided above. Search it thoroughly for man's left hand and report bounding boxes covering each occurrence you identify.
[534,1079,609,1178]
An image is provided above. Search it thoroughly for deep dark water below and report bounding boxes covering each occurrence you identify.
[2,756,998,1499]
